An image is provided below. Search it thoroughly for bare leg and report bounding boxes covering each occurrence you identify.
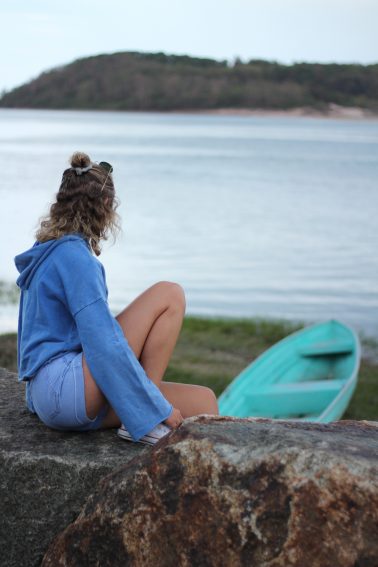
[115,280,186,386]
[159,382,219,418]
[81,281,219,428]
[101,382,219,429]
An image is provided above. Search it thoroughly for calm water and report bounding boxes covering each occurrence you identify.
[0,109,377,338]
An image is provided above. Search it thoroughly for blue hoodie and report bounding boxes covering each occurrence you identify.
[14,233,173,441]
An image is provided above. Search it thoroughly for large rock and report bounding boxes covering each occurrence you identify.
[43,415,378,567]
[0,367,147,567]
[2,363,378,567]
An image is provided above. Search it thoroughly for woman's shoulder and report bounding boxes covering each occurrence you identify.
[49,236,108,308]
[52,235,98,271]
[56,233,90,248]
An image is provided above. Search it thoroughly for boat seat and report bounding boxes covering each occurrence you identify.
[254,379,345,395]
[245,379,345,417]
[299,341,354,357]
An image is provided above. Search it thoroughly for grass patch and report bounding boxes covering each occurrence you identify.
[0,280,20,304]
[164,316,304,396]
[343,361,378,420]
[0,333,18,372]
[1,315,377,420]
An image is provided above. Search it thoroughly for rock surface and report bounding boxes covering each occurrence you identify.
[2,364,378,567]
[43,415,378,567]
[0,367,147,567]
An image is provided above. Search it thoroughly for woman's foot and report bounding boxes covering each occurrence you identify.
[117,422,172,445]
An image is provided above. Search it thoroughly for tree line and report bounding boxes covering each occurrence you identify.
[1,51,377,111]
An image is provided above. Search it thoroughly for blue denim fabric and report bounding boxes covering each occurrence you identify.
[29,351,109,431]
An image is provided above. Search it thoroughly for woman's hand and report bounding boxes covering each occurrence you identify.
[164,407,184,429]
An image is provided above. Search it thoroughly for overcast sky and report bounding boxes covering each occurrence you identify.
[1,0,377,93]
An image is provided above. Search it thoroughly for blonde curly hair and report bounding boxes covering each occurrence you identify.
[34,152,122,256]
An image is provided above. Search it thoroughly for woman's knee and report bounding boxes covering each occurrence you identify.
[196,385,219,414]
[153,280,186,314]
[206,387,219,414]
[160,382,219,417]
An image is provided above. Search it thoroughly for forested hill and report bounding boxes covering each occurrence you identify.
[1,51,377,112]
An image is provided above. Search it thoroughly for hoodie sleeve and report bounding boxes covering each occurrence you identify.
[52,242,173,441]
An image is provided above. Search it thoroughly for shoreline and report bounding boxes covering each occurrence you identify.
[0,104,377,121]
[176,104,378,120]
[1,313,378,346]
[1,292,377,343]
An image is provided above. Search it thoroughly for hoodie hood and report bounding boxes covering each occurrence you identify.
[14,233,90,290]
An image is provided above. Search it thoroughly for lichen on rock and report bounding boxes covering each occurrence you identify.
[43,415,378,567]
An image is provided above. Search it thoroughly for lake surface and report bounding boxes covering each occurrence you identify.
[0,109,377,338]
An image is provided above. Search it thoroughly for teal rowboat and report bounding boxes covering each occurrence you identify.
[217,320,361,423]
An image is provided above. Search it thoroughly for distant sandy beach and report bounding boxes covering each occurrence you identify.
[178,104,378,120]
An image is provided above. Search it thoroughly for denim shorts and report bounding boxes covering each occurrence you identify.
[29,351,109,431]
